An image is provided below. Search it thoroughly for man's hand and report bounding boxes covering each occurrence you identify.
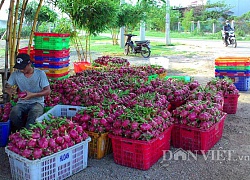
[20,91,35,100]
[4,84,16,96]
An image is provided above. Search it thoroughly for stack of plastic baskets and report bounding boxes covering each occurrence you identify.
[18,47,35,62]
[215,57,250,91]
[33,32,71,80]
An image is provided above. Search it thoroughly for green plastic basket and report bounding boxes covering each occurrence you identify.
[48,74,70,80]
[34,36,70,43]
[34,36,70,50]
[164,75,191,82]
[148,74,159,82]
[44,106,53,112]
[34,42,70,50]
[215,66,250,70]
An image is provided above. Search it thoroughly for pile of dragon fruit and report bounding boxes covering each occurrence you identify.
[7,117,88,160]
[0,102,12,122]
[45,69,235,132]
[93,55,130,67]
[4,65,239,159]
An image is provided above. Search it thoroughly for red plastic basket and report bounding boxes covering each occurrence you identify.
[223,94,240,114]
[34,32,70,37]
[169,100,186,111]
[18,47,35,62]
[73,62,91,73]
[34,49,70,58]
[46,71,69,78]
[108,126,173,170]
[171,114,227,154]
[215,62,250,66]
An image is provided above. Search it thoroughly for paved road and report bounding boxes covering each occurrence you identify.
[176,39,250,57]
[1,37,250,70]
[99,33,250,57]
[143,37,250,57]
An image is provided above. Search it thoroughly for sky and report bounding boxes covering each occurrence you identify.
[0,0,199,21]
[0,0,207,20]
[170,0,199,7]
[0,1,9,20]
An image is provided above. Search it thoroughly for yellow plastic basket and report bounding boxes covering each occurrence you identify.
[42,67,69,74]
[86,131,112,159]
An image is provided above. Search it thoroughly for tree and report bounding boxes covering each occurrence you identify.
[20,0,57,28]
[136,2,181,32]
[118,3,145,33]
[57,0,119,61]
[146,4,165,31]
[235,11,250,37]
[203,1,233,20]
[182,9,194,32]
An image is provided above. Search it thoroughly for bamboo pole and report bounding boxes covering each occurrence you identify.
[2,0,14,102]
[8,0,14,74]
[85,32,88,62]
[10,0,19,68]
[0,0,4,10]
[72,24,82,61]
[16,0,28,56]
[88,35,91,63]
[28,0,43,54]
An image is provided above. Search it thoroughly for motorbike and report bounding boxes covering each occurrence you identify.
[222,30,237,48]
[124,34,151,58]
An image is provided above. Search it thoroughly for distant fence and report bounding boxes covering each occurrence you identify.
[171,20,250,36]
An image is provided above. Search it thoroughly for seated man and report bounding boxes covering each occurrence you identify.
[4,53,51,131]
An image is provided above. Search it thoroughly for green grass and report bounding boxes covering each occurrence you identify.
[75,34,190,57]
[0,48,5,58]
[77,40,190,57]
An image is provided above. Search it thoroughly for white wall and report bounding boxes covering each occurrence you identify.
[0,20,7,28]
[208,0,250,16]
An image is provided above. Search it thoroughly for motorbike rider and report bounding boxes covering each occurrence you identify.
[223,20,234,46]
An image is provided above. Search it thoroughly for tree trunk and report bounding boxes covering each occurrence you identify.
[28,0,43,54]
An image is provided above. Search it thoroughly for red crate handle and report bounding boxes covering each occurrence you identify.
[42,50,50,54]
[43,37,50,41]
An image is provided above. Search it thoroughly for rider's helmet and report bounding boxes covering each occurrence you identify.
[225,20,230,25]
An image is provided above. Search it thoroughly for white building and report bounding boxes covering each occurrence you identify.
[171,0,250,16]
[207,0,250,16]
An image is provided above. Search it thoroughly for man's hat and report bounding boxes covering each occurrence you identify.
[13,53,31,69]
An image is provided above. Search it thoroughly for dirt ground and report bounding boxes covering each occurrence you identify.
[0,39,250,179]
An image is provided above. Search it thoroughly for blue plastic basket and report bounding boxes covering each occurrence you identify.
[33,62,69,69]
[215,69,250,77]
[34,56,70,62]
[234,76,250,91]
[216,76,250,91]
[0,120,11,147]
